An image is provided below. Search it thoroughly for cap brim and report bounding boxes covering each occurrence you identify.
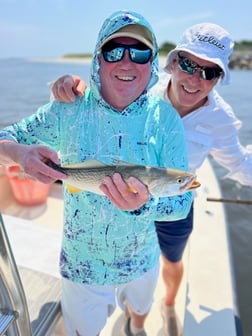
[100,32,153,50]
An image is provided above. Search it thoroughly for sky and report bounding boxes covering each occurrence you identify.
[1,0,252,59]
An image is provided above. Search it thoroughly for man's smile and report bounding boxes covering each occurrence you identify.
[116,75,136,81]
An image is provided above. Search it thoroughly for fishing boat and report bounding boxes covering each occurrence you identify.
[0,158,241,335]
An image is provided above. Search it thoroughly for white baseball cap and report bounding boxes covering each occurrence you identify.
[164,23,234,85]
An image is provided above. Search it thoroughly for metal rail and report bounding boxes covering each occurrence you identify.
[0,213,32,335]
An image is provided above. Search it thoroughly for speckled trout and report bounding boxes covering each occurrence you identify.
[47,159,200,197]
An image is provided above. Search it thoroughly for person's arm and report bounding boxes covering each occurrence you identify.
[208,98,252,187]
[211,131,252,186]
[51,75,86,102]
[0,140,66,184]
[0,101,68,183]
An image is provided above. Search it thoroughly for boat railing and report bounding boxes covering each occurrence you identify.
[0,213,61,336]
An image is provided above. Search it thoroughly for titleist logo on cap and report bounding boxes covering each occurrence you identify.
[193,32,225,51]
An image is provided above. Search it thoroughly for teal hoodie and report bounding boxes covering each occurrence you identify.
[90,10,159,97]
[0,10,191,285]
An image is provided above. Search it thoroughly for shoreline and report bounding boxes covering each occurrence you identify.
[29,55,167,67]
[29,57,92,64]
[5,51,252,70]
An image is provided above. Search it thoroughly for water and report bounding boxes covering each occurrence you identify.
[0,58,91,127]
[0,59,252,335]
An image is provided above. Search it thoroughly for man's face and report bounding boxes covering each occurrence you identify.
[169,51,220,116]
[99,37,152,111]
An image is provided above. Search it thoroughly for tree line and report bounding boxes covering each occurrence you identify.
[63,40,252,59]
[158,40,252,55]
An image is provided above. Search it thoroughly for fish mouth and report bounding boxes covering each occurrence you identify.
[180,176,201,192]
[188,180,201,190]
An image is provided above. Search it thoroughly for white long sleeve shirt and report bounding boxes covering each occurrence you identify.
[152,72,252,187]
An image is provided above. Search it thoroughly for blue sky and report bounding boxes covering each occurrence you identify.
[1,0,252,58]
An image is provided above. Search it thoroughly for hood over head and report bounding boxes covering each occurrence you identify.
[90,10,159,98]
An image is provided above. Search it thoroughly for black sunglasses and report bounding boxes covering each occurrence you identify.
[177,52,223,81]
[101,41,152,64]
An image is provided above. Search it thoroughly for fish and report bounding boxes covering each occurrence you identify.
[46,159,200,197]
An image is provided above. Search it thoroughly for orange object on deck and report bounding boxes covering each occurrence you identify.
[6,166,50,206]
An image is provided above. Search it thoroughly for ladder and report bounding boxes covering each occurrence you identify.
[0,213,61,335]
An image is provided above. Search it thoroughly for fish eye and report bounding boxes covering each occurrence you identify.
[177,177,184,184]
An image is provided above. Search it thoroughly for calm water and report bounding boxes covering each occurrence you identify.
[0,59,252,335]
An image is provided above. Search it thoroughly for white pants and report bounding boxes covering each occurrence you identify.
[61,262,159,336]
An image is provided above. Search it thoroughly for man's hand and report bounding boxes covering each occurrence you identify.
[1,142,67,184]
[99,173,149,210]
[51,75,86,102]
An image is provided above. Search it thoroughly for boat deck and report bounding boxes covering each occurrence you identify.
[0,159,239,335]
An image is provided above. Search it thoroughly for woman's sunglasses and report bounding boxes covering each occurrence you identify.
[101,41,152,64]
[177,52,223,80]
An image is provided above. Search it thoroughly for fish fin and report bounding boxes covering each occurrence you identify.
[110,159,137,166]
[66,184,83,193]
[128,185,138,194]
[64,158,138,168]
[64,159,107,169]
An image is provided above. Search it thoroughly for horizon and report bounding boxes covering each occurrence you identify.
[1,1,252,59]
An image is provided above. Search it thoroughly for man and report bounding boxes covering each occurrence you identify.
[0,10,192,336]
[51,22,252,336]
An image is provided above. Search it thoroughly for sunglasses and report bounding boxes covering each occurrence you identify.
[177,52,223,80]
[101,41,152,64]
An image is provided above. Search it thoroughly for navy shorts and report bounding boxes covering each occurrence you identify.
[154,205,194,262]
